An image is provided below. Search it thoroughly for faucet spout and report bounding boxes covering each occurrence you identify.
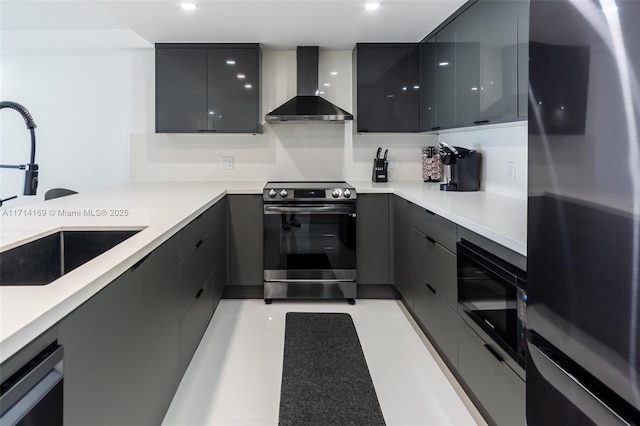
[0,101,39,196]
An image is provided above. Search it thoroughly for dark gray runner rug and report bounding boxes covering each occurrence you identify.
[278,312,386,426]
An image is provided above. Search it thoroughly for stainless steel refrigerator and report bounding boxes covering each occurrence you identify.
[527,0,640,424]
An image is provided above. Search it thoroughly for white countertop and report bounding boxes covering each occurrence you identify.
[0,180,526,363]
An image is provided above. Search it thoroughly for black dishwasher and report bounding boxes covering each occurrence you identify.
[0,343,63,425]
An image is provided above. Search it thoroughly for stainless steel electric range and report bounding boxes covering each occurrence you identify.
[263,181,357,304]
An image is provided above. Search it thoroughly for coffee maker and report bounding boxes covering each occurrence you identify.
[439,142,482,191]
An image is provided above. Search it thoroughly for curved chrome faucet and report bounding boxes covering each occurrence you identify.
[0,101,38,206]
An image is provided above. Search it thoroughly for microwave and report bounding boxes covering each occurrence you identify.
[457,239,527,369]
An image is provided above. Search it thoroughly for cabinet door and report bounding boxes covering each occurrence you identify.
[356,44,420,132]
[458,317,526,425]
[59,268,145,426]
[393,196,413,307]
[435,26,457,129]
[211,196,228,311]
[517,0,529,118]
[480,0,518,123]
[138,238,181,423]
[455,3,482,126]
[229,195,263,287]
[207,46,261,133]
[179,271,214,374]
[357,194,390,285]
[412,272,458,367]
[419,37,438,131]
[156,47,208,133]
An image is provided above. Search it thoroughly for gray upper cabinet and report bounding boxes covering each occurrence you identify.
[156,43,261,134]
[419,0,525,131]
[455,3,482,126]
[419,37,438,131]
[517,0,529,118]
[354,43,420,133]
[479,0,518,124]
[435,25,457,129]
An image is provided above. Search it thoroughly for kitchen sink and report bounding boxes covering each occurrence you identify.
[0,230,141,286]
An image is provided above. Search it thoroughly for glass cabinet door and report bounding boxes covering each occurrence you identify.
[419,37,438,131]
[156,47,208,133]
[207,46,260,133]
[436,26,457,129]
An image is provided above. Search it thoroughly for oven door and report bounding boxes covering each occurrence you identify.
[457,240,527,368]
[264,203,356,282]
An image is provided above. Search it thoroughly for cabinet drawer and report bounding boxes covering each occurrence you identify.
[178,238,213,320]
[178,271,214,375]
[178,206,215,261]
[412,272,458,367]
[458,317,526,426]
[411,204,457,253]
[412,228,457,310]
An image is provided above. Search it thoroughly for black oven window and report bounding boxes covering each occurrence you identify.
[264,212,356,271]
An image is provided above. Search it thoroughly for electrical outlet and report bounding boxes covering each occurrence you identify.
[506,161,516,181]
[221,157,234,170]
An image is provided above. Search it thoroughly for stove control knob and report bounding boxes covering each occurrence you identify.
[280,189,288,198]
[343,189,351,198]
[332,189,341,198]
[268,189,277,198]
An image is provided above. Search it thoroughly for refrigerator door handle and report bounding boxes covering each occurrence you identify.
[529,344,631,426]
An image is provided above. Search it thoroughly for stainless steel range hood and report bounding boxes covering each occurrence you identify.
[265,47,353,123]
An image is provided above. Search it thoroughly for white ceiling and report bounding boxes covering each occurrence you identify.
[0,0,467,51]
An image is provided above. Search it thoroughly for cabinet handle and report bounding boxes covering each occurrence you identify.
[424,209,436,216]
[195,289,204,299]
[473,120,490,125]
[484,344,504,362]
[430,127,441,130]
[195,239,204,249]
[426,283,436,294]
[426,236,437,244]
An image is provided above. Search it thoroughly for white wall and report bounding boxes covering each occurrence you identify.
[2,46,528,204]
[439,122,528,199]
[1,53,132,206]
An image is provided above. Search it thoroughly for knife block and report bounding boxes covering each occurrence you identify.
[372,158,388,182]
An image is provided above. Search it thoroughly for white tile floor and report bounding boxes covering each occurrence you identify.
[163,299,484,426]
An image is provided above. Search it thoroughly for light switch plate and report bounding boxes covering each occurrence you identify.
[221,157,234,170]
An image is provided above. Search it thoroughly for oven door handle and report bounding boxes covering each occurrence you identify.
[265,279,356,283]
[264,205,356,215]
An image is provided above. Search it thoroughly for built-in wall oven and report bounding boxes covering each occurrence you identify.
[263,182,357,303]
[457,239,527,369]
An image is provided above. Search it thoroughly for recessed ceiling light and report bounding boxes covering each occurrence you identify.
[226,59,236,65]
[324,83,331,87]
[330,71,338,76]
[365,2,380,11]
[180,2,197,11]
[237,74,246,79]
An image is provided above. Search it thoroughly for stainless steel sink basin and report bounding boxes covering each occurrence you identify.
[0,230,141,286]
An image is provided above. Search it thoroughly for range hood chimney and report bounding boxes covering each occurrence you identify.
[265,46,353,123]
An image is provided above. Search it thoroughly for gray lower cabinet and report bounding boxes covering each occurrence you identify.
[412,271,458,366]
[356,194,390,285]
[58,199,227,426]
[58,240,177,426]
[458,316,526,425]
[411,225,458,367]
[228,195,263,287]
[392,196,413,307]
[211,196,228,310]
